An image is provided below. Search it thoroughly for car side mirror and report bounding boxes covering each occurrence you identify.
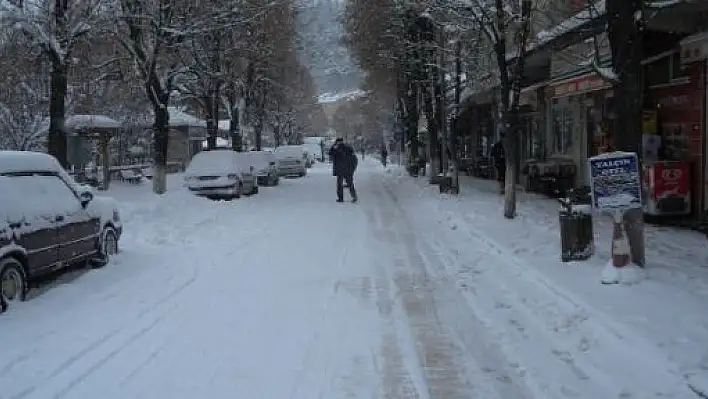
[79,191,93,207]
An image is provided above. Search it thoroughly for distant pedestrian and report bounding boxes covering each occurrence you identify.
[491,136,506,194]
[360,148,366,160]
[329,138,358,203]
[381,145,388,168]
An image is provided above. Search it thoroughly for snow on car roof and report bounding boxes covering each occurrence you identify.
[274,145,303,152]
[236,151,274,169]
[0,151,85,193]
[0,151,63,174]
[273,146,305,157]
[186,150,236,175]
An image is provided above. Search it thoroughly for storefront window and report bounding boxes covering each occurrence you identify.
[661,123,690,161]
[521,115,542,159]
[552,103,574,154]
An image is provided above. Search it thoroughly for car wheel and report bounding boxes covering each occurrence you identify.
[92,226,119,268]
[1,257,27,306]
[251,184,259,195]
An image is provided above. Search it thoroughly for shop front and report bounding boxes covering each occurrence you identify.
[679,31,708,215]
[644,54,706,216]
[544,72,612,188]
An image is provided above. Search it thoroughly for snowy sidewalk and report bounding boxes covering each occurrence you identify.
[382,167,708,396]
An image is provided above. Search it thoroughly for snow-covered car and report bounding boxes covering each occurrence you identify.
[303,143,321,166]
[238,151,279,187]
[273,145,307,177]
[0,151,123,310]
[184,149,258,199]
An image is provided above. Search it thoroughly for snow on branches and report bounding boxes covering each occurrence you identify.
[0,0,102,67]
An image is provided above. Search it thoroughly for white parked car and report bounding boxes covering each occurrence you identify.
[184,149,258,199]
[273,145,307,177]
[0,151,123,310]
[236,151,279,187]
[303,143,321,166]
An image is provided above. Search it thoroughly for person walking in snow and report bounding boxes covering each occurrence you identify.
[329,137,358,203]
[380,145,388,168]
[491,135,506,194]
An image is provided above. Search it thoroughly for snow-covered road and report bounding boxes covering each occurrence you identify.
[0,160,700,399]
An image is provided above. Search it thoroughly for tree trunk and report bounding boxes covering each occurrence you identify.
[205,94,217,150]
[607,0,646,266]
[151,95,169,194]
[274,122,281,147]
[503,111,520,218]
[405,81,419,162]
[424,86,439,180]
[254,111,263,151]
[230,110,242,152]
[450,39,463,193]
[48,61,68,168]
[496,0,532,219]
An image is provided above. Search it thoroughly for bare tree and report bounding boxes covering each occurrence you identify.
[462,0,533,218]
[112,0,195,193]
[1,0,104,167]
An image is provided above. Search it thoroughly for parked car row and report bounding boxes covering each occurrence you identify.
[1,151,123,314]
[184,145,311,200]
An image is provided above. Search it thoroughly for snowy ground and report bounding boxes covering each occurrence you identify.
[1,159,706,399]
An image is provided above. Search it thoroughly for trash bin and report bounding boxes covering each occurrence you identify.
[559,204,594,262]
[438,176,452,193]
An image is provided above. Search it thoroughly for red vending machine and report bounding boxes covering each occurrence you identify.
[642,161,691,216]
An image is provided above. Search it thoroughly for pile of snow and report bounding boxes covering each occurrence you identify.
[317,89,367,104]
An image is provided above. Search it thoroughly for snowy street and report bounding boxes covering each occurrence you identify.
[1,159,706,399]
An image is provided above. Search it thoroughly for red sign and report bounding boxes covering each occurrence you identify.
[550,74,611,98]
[653,162,690,200]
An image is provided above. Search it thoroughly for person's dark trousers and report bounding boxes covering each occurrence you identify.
[337,174,357,201]
[496,164,506,194]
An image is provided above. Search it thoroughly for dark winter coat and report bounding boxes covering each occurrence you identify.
[491,140,505,168]
[329,143,358,177]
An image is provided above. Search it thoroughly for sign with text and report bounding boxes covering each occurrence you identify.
[588,152,642,211]
[550,74,611,98]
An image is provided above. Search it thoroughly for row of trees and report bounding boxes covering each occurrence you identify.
[0,0,326,193]
[343,0,658,219]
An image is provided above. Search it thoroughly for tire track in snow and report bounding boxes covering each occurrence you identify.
[43,220,278,399]
[378,176,539,398]
[8,266,199,399]
[287,245,350,399]
[365,189,425,399]
[370,183,483,399]
[4,203,276,399]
